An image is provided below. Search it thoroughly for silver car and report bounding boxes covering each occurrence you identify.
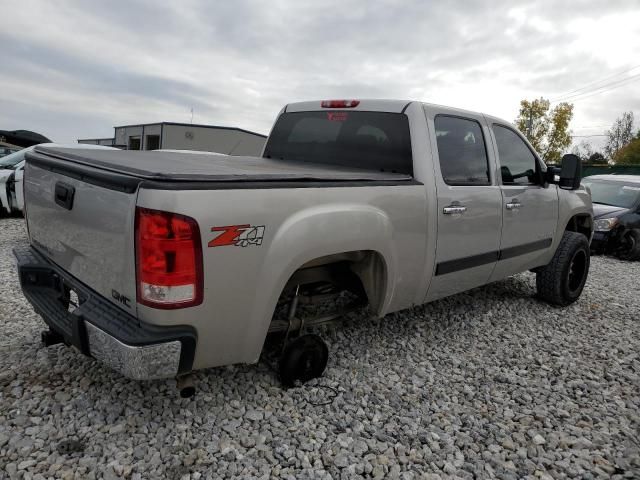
[0,143,117,215]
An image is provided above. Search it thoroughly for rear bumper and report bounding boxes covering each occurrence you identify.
[14,245,197,380]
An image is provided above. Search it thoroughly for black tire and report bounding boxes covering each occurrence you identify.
[279,334,328,388]
[615,229,640,261]
[536,231,590,306]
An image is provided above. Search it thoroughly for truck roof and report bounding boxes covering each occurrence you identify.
[286,99,413,114]
[284,99,514,126]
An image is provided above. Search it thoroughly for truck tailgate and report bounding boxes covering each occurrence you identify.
[24,158,138,315]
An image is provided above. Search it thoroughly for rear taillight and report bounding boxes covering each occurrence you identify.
[135,207,203,309]
[320,99,360,108]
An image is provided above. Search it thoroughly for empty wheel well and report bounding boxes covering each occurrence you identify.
[565,214,592,239]
[283,251,387,313]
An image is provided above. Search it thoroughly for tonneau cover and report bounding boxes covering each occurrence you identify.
[33,146,413,183]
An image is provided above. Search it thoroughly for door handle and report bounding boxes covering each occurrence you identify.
[443,205,467,215]
[506,201,522,210]
[54,182,75,210]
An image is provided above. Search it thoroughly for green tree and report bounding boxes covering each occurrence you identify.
[515,98,574,163]
[572,140,594,162]
[604,112,634,161]
[572,141,607,164]
[587,152,606,164]
[613,137,640,164]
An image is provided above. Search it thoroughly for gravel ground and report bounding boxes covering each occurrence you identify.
[1,216,639,480]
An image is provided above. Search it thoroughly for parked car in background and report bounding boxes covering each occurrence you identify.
[0,143,117,216]
[1,142,22,157]
[583,175,640,260]
[0,148,27,215]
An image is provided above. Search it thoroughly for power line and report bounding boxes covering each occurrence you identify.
[553,72,640,103]
[551,64,640,102]
[572,125,611,129]
[559,72,640,100]
[560,74,640,103]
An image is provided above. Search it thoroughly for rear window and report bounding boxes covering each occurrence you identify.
[434,115,490,185]
[263,111,413,175]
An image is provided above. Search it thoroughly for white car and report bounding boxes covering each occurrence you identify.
[1,145,21,157]
[0,143,117,215]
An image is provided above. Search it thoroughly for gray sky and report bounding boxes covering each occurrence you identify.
[2,0,639,150]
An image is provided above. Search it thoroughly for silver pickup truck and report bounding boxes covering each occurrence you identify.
[15,99,593,395]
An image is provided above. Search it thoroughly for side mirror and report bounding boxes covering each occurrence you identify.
[558,154,582,190]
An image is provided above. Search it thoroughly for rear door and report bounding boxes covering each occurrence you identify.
[425,112,502,301]
[488,124,558,281]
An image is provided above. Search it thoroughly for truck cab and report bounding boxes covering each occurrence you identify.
[267,100,591,303]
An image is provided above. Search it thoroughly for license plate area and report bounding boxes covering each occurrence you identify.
[60,282,86,314]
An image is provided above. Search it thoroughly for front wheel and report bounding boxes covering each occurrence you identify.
[536,231,590,306]
[615,229,640,261]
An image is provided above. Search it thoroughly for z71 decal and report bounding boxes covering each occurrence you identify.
[209,224,266,248]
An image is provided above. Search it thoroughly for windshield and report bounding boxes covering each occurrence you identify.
[583,180,640,208]
[0,148,27,169]
[1,147,20,158]
[263,111,413,175]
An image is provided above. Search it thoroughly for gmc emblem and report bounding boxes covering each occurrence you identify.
[112,289,131,308]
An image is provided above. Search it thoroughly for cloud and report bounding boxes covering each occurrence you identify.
[0,33,217,111]
[1,0,639,147]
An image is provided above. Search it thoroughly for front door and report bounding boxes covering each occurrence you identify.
[488,125,559,281]
[426,114,502,302]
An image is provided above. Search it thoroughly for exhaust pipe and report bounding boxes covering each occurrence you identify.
[176,374,195,398]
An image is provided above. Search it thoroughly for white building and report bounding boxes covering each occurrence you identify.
[76,137,115,147]
[79,122,266,156]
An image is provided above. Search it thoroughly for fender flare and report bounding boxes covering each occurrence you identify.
[243,204,398,361]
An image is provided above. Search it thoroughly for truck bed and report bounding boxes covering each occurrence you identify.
[29,146,414,185]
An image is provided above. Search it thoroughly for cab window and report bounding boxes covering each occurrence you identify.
[493,125,539,185]
[434,115,491,186]
[264,111,413,175]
